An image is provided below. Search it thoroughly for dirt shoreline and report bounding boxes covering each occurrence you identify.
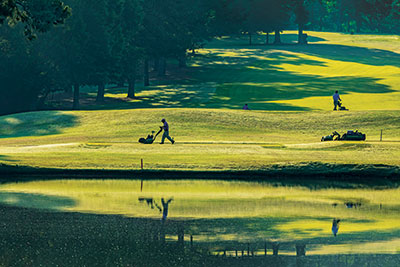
[0,163,399,187]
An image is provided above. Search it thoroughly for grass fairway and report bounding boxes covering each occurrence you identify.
[89,31,400,111]
[0,109,399,170]
[0,31,399,171]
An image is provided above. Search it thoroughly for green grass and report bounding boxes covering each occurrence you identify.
[84,31,400,111]
[0,109,399,170]
[0,31,399,171]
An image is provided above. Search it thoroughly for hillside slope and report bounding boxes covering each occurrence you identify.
[0,109,399,170]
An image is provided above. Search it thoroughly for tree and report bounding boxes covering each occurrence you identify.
[83,0,114,103]
[0,24,65,115]
[292,0,309,43]
[48,0,93,110]
[211,0,248,35]
[267,0,292,44]
[0,0,70,39]
[362,0,400,32]
[238,0,291,45]
[305,0,400,33]
[119,0,143,98]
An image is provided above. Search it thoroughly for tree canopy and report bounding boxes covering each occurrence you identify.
[0,0,70,39]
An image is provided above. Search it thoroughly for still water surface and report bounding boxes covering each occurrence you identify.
[0,179,399,257]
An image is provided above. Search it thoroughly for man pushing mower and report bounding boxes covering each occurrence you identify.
[138,118,175,144]
[333,90,349,111]
[160,118,174,144]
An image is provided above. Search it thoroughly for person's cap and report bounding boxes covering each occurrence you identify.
[161,118,165,122]
[152,131,155,133]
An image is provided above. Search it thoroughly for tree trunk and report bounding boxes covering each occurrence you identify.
[96,82,105,103]
[355,11,361,33]
[319,15,323,31]
[73,83,80,110]
[298,24,304,44]
[249,33,252,45]
[337,0,343,32]
[65,86,73,94]
[144,58,150,86]
[266,32,269,45]
[127,78,136,98]
[36,88,51,110]
[178,54,186,68]
[273,30,281,44]
[158,57,166,76]
[153,57,159,72]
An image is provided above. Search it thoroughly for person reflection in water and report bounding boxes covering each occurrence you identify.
[139,197,173,222]
[332,218,341,236]
[138,197,155,209]
[157,198,173,222]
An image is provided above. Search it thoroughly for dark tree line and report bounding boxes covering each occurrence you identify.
[0,0,399,115]
[307,0,400,33]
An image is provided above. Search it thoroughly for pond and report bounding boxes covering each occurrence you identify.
[0,179,399,265]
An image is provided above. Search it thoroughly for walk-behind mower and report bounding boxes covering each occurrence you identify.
[138,127,163,144]
[337,100,349,111]
[321,130,366,141]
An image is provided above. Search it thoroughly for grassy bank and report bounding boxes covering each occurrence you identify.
[0,109,399,171]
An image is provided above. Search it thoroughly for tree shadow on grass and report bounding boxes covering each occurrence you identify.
[208,34,400,67]
[289,43,400,67]
[84,36,395,111]
[0,111,78,138]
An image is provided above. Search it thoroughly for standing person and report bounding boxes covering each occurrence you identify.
[160,118,175,144]
[333,91,341,111]
[332,218,341,236]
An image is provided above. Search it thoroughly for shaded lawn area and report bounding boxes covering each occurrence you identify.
[0,111,78,139]
[69,31,400,111]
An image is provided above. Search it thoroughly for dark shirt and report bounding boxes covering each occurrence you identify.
[163,121,169,131]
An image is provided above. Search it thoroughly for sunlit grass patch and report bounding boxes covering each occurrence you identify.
[79,31,400,111]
